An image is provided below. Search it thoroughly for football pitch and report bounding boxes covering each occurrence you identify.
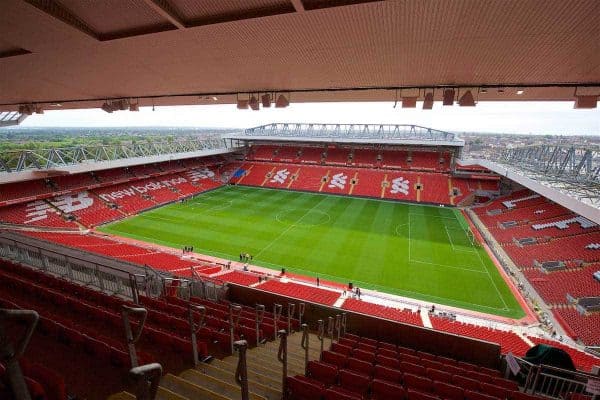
[99,185,524,318]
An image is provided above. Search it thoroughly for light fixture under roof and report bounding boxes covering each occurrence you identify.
[402,97,417,108]
[458,90,476,107]
[275,94,289,108]
[442,89,455,106]
[249,95,260,111]
[261,93,272,108]
[129,102,139,112]
[574,95,598,109]
[480,88,488,94]
[423,92,434,110]
[237,97,249,109]
[516,89,524,95]
[101,102,113,113]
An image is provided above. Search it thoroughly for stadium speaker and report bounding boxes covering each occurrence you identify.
[423,92,434,109]
[402,97,417,108]
[101,102,114,113]
[574,95,597,109]
[458,90,476,107]
[261,93,272,108]
[237,99,249,109]
[275,94,290,108]
[442,89,455,106]
[249,95,260,111]
[129,102,139,112]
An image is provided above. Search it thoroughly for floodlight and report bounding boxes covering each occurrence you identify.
[423,93,434,109]
[261,93,272,108]
[442,89,455,106]
[249,95,260,110]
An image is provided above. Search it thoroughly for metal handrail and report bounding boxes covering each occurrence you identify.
[277,330,288,395]
[189,304,206,367]
[301,323,309,375]
[229,304,242,354]
[298,302,305,325]
[273,303,282,340]
[255,304,265,347]
[234,340,249,400]
[317,319,324,360]
[287,303,296,333]
[0,309,39,400]
[122,306,148,368]
[129,363,163,400]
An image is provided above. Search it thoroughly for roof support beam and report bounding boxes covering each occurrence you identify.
[290,0,306,12]
[141,0,186,29]
[23,0,99,40]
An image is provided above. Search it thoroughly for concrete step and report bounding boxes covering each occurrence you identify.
[256,342,322,360]
[200,360,281,390]
[183,368,281,400]
[160,374,231,400]
[157,386,189,400]
[216,353,305,377]
[107,392,135,400]
[177,369,267,400]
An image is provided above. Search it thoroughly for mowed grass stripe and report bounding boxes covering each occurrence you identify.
[99,186,524,318]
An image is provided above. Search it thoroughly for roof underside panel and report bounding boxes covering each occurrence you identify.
[0,0,598,109]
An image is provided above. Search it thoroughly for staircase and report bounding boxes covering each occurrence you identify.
[108,331,324,400]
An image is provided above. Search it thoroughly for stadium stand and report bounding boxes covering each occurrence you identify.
[429,316,531,356]
[0,201,77,228]
[341,298,423,326]
[552,309,600,346]
[256,279,341,306]
[527,336,600,372]
[22,231,201,273]
[288,333,523,400]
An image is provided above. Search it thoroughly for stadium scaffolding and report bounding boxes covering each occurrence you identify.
[0,136,228,173]
[495,145,600,208]
[241,123,460,142]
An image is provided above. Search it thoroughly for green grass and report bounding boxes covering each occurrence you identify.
[99,186,524,318]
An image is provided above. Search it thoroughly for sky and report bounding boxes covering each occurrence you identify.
[18,101,600,135]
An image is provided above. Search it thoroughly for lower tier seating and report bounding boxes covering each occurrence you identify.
[341,299,423,326]
[287,333,528,400]
[256,279,341,306]
[429,317,531,356]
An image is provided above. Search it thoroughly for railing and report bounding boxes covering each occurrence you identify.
[277,329,288,395]
[129,363,163,400]
[511,356,599,400]
[0,309,39,400]
[0,233,164,300]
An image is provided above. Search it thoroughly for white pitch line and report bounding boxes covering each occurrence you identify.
[254,196,328,260]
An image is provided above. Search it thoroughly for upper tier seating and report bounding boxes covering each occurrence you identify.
[341,299,423,326]
[300,146,325,163]
[0,179,54,204]
[274,146,300,162]
[249,145,277,161]
[352,149,379,167]
[430,317,531,356]
[325,148,351,165]
[0,201,77,228]
[50,172,98,191]
[256,279,341,306]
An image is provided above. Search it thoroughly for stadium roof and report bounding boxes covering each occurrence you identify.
[225,123,464,147]
[1,0,599,112]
